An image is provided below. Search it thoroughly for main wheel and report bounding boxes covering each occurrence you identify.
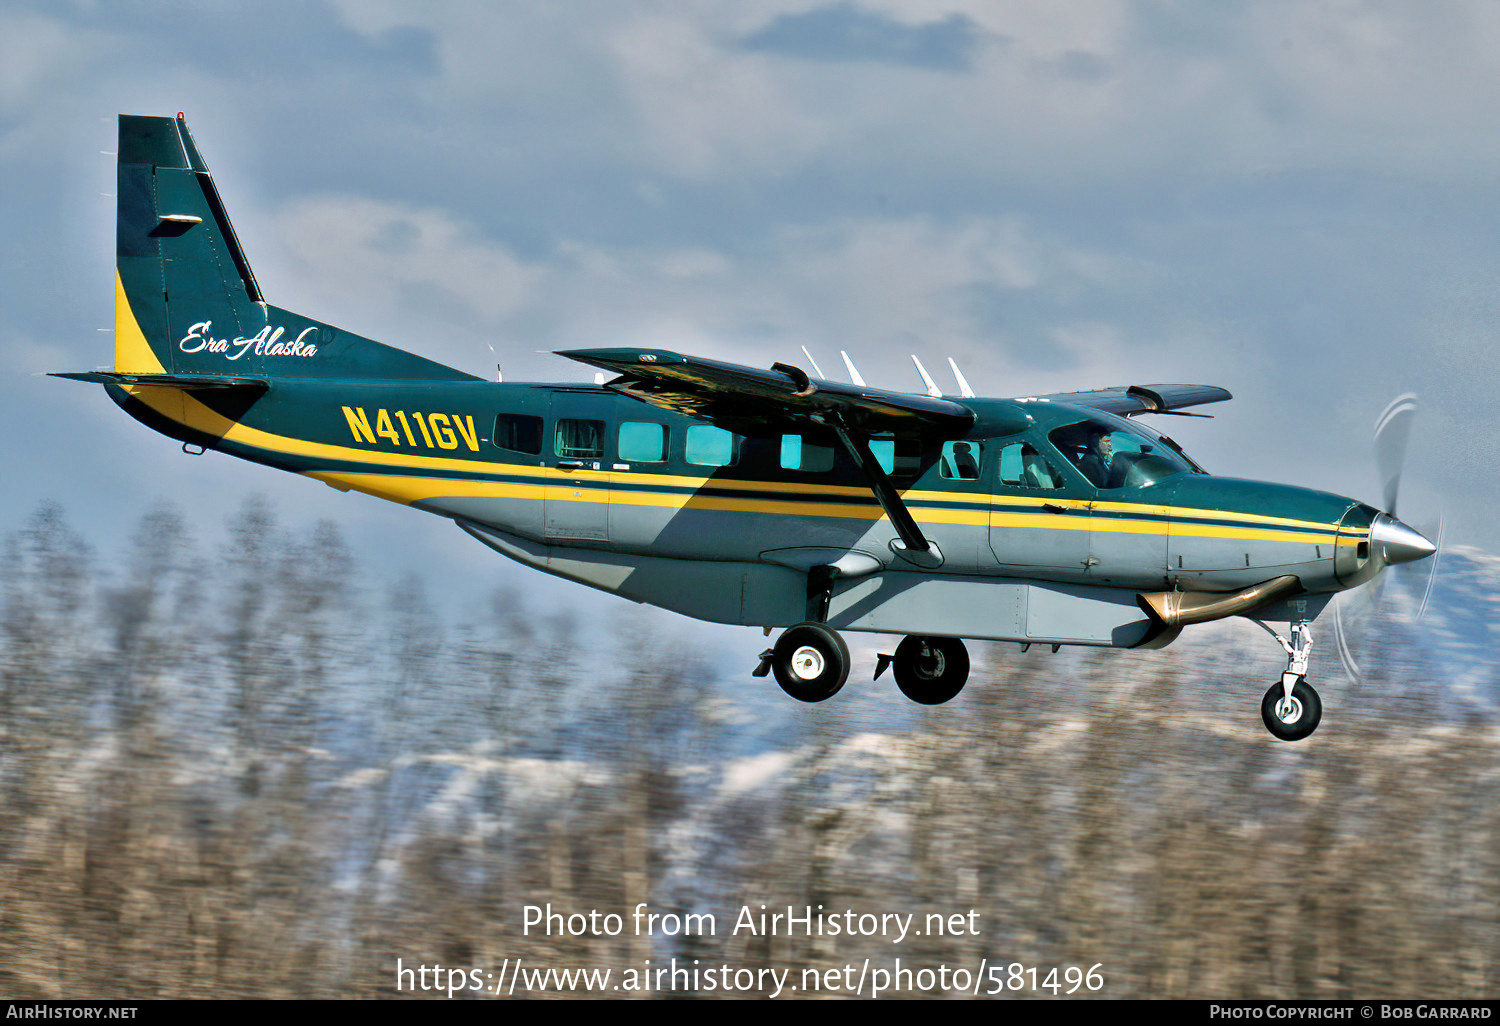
[893,635,970,705]
[772,622,850,702]
[1260,676,1322,741]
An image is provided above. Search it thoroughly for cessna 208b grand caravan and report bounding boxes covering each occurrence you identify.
[58,114,1437,740]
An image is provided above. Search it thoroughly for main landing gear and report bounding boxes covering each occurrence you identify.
[755,624,971,705]
[1254,620,1322,742]
[759,622,851,702]
[881,636,971,705]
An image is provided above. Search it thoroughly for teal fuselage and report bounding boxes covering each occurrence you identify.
[113,377,1373,648]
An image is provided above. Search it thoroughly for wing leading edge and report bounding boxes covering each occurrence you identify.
[558,348,977,438]
[561,349,1230,427]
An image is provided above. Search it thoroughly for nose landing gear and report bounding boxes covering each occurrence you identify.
[1261,676,1322,741]
[1254,620,1322,741]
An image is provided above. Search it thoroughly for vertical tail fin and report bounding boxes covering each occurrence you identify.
[114,113,474,382]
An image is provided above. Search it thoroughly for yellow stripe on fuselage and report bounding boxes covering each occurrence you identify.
[310,470,1340,547]
[113,272,1347,548]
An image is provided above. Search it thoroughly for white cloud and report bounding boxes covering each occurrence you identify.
[524,216,1046,373]
[608,15,827,179]
[879,0,1132,57]
[314,2,1500,189]
[262,184,1223,397]
[262,184,1166,394]
[274,195,540,324]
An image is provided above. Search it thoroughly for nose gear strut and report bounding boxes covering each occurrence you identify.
[1252,619,1322,741]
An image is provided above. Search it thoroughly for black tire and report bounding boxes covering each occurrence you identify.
[772,623,850,702]
[1260,676,1322,741]
[893,635,970,705]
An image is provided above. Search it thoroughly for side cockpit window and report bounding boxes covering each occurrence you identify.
[1048,416,1193,489]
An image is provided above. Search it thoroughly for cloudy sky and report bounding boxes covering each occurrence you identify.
[4,1,1494,633]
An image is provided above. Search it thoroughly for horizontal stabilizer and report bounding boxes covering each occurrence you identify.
[51,371,269,392]
[559,347,975,438]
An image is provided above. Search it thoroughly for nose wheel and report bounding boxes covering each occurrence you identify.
[1253,620,1323,741]
[1260,676,1322,741]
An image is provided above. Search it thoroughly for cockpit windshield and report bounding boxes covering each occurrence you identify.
[1048,415,1200,490]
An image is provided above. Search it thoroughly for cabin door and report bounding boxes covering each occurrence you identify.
[544,392,612,541]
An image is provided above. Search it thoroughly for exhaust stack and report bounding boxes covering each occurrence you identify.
[1138,575,1302,627]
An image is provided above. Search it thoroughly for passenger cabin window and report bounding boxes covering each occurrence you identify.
[939,441,982,481]
[493,413,542,455]
[780,434,835,473]
[870,434,921,477]
[997,442,1064,490]
[555,418,605,460]
[619,421,666,463]
[685,425,737,467]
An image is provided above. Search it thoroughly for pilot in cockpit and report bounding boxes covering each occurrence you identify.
[1076,426,1114,488]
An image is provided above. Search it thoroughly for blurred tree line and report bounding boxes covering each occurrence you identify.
[0,498,1494,999]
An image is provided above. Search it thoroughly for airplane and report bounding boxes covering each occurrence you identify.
[56,114,1438,741]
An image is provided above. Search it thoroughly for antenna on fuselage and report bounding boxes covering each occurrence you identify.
[840,350,867,387]
[800,346,825,379]
[910,355,943,397]
[488,344,502,382]
[948,357,975,399]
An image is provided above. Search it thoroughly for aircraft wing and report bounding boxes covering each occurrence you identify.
[558,348,976,437]
[1018,383,1232,417]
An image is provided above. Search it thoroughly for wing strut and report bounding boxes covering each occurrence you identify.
[830,418,931,555]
